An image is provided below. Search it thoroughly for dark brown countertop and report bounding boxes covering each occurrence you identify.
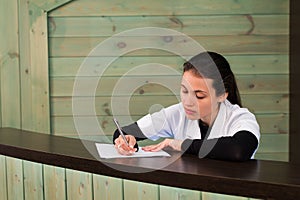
[0,128,299,200]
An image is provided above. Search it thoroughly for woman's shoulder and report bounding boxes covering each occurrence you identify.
[223,100,259,125]
[223,100,260,139]
[224,100,254,116]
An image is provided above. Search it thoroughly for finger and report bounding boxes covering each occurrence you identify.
[126,135,136,148]
[143,144,162,152]
[115,144,134,155]
[120,143,136,154]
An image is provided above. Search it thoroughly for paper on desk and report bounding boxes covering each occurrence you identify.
[96,143,171,159]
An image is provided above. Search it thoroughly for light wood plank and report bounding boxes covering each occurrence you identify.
[19,0,50,133]
[51,114,288,136]
[19,0,34,131]
[28,3,51,133]
[48,0,289,17]
[159,185,200,200]
[202,192,248,200]
[124,179,159,200]
[256,114,288,135]
[48,15,289,37]
[23,161,44,200]
[51,94,288,116]
[258,133,288,153]
[49,35,288,57]
[66,169,93,200]
[31,0,73,12]
[49,55,288,77]
[93,174,123,200]
[0,0,21,128]
[50,74,288,97]
[44,165,66,200]
[0,156,7,200]
[254,152,288,162]
[6,157,24,200]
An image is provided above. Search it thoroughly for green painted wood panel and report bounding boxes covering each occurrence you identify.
[66,169,93,200]
[0,156,7,200]
[18,0,34,132]
[6,157,24,200]
[23,161,44,200]
[31,0,73,12]
[48,15,289,37]
[28,4,51,133]
[44,165,66,200]
[0,0,21,128]
[51,94,288,116]
[160,185,200,200]
[124,179,159,200]
[48,0,288,17]
[50,75,288,96]
[49,55,288,77]
[202,192,248,200]
[51,114,288,136]
[49,35,288,57]
[255,152,288,162]
[93,174,123,200]
[18,0,50,133]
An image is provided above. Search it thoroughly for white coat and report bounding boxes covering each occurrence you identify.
[137,100,260,157]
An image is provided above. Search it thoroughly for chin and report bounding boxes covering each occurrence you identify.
[185,114,199,120]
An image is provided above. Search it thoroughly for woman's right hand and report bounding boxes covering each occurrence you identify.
[114,135,137,155]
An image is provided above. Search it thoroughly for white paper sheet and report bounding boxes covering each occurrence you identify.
[96,143,171,159]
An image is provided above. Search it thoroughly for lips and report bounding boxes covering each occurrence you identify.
[184,108,196,115]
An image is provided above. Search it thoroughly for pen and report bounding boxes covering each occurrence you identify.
[113,118,130,147]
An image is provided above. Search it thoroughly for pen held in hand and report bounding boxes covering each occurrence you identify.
[113,118,130,147]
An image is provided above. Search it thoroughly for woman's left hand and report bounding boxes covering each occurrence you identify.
[142,139,183,152]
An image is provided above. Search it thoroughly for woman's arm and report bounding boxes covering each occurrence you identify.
[181,131,258,161]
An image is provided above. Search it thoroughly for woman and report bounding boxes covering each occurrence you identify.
[113,51,260,161]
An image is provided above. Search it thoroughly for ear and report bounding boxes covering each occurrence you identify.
[218,92,228,103]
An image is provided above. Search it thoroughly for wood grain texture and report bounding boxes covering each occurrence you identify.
[44,165,66,200]
[48,0,289,16]
[50,114,288,136]
[48,15,289,37]
[202,192,248,200]
[123,180,159,200]
[31,0,73,11]
[49,55,289,77]
[93,174,123,200]
[23,161,44,200]
[6,157,24,200]
[160,185,201,200]
[51,94,288,116]
[0,156,7,200]
[66,169,93,200]
[28,4,50,133]
[18,0,51,133]
[49,35,288,57]
[50,75,288,97]
[0,0,21,128]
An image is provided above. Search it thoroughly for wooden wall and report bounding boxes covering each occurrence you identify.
[49,0,289,161]
[0,0,289,200]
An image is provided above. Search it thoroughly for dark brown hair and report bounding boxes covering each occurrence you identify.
[183,51,242,107]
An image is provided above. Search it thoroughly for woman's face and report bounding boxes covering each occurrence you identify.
[180,70,225,125]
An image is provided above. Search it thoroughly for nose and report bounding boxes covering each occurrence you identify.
[182,94,196,107]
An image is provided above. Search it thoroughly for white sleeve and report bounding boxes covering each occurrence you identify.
[230,111,260,142]
[136,104,180,141]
